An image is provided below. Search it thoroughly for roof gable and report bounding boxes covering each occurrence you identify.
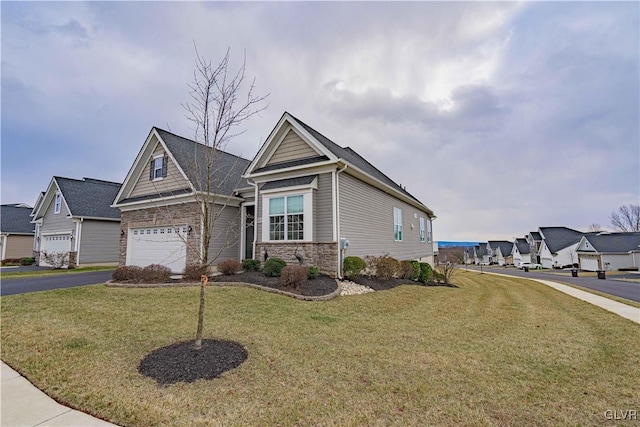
[114,128,251,206]
[539,227,585,253]
[34,177,121,220]
[578,232,640,253]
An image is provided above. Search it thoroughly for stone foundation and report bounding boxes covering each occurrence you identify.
[258,242,338,277]
[68,251,78,268]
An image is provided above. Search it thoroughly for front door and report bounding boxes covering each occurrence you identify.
[244,205,255,260]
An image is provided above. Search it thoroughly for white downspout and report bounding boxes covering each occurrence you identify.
[247,178,259,260]
[335,163,348,279]
[74,218,83,266]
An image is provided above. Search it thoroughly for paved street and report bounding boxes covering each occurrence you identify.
[464,265,640,303]
[1,270,114,296]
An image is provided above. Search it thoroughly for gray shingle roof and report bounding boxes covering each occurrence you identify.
[56,177,122,219]
[260,175,318,191]
[539,227,585,253]
[582,233,640,253]
[254,156,329,173]
[515,238,530,254]
[287,114,432,214]
[489,240,513,257]
[1,205,34,234]
[476,243,487,257]
[529,231,542,241]
[155,128,251,194]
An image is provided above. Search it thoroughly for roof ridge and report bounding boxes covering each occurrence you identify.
[153,127,252,162]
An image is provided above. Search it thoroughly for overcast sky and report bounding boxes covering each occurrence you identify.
[2,1,638,242]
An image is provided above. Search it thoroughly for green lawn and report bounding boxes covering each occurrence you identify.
[1,271,638,426]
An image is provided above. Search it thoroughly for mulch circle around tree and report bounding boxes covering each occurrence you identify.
[138,339,248,385]
[211,271,338,296]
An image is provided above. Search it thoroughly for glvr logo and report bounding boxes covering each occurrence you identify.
[604,410,637,420]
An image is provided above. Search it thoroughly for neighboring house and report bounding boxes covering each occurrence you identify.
[511,238,531,267]
[31,177,122,268]
[488,240,513,266]
[243,112,436,277]
[474,243,489,264]
[576,232,640,271]
[538,226,585,269]
[526,231,543,264]
[0,204,35,260]
[112,127,252,273]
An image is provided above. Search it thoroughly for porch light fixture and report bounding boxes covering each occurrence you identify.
[121,229,125,236]
[188,226,193,235]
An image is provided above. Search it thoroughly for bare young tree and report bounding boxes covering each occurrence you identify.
[609,204,640,232]
[183,45,269,349]
[587,223,602,232]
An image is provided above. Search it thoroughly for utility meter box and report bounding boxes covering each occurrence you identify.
[340,238,349,250]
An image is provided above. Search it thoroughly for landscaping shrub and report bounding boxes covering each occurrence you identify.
[433,270,445,283]
[343,256,366,278]
[374,256,401,280]
[399,260,415,280]
[218,259,242,276]
[1,258,23,266]
[410,260,421,281]
[40,251,69,269]
[308,266,319,279]
[112,265,144,282]
[242,258,261,272]
[418,262,433,284]
[280,265,308,289]
[19,257,35,266]
[182,264,208,281]
[141,264,172,283]
[363,255,378,277]
[264,257,286,277]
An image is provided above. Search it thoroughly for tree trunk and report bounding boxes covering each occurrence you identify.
[194,275,207,349]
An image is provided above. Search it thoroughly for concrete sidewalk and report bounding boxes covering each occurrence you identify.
[1,362,118,427]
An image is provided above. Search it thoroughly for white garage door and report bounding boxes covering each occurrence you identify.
[40,234,72,267]
[580,256,599,272]
[128,226,187,273]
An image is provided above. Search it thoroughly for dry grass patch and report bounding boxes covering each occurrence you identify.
[1,271,639,426]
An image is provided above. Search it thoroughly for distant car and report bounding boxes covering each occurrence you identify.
[479,261,490,266]
[519,262,542,270]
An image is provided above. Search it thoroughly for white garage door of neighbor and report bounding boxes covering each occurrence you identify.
[580,256,599,272]
[40,234,72,267]
[128,226,187,273]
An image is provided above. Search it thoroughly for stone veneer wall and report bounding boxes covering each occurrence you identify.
[258,242,338,277]
[68,251,78,268]
[119,203,202,267]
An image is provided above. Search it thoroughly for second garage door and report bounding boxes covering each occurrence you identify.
[40,234,72,267]
[128,226,187,273]
[579,255,600,272]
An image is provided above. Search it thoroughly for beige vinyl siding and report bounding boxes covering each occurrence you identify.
[338,173,433,261]
[266,130,319,165]
[130,143,190,198]
[78,220,120,264]
[5,235,34,259]
[314,173,334,242]
[40,195,74,234]
[208,204,242,263]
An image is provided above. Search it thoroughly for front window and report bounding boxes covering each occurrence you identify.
[54,193,61,214]
[419,217,426,242]
[269,195,304,241]
[393,207,403,241]
[153,157,163,179]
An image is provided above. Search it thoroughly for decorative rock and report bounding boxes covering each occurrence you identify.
[338,280,374,296]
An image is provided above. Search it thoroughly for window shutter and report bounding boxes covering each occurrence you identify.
[162,154,168,177]
[149,159,154,180]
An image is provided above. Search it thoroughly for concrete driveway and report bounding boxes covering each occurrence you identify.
[464,265,640,303]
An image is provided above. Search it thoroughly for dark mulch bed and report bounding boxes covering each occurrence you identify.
[211,271,338,297]
[139,339,248,385]
[350,275,458,290]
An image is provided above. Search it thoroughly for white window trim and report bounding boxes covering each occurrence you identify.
[419,217,425,242]
[152,155,164,181]
[393,207,403,242]
[426,218,432,243]
[262,188,313,242]
[54,193,62,214]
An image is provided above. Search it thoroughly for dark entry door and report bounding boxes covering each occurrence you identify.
[245,205,255,260]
